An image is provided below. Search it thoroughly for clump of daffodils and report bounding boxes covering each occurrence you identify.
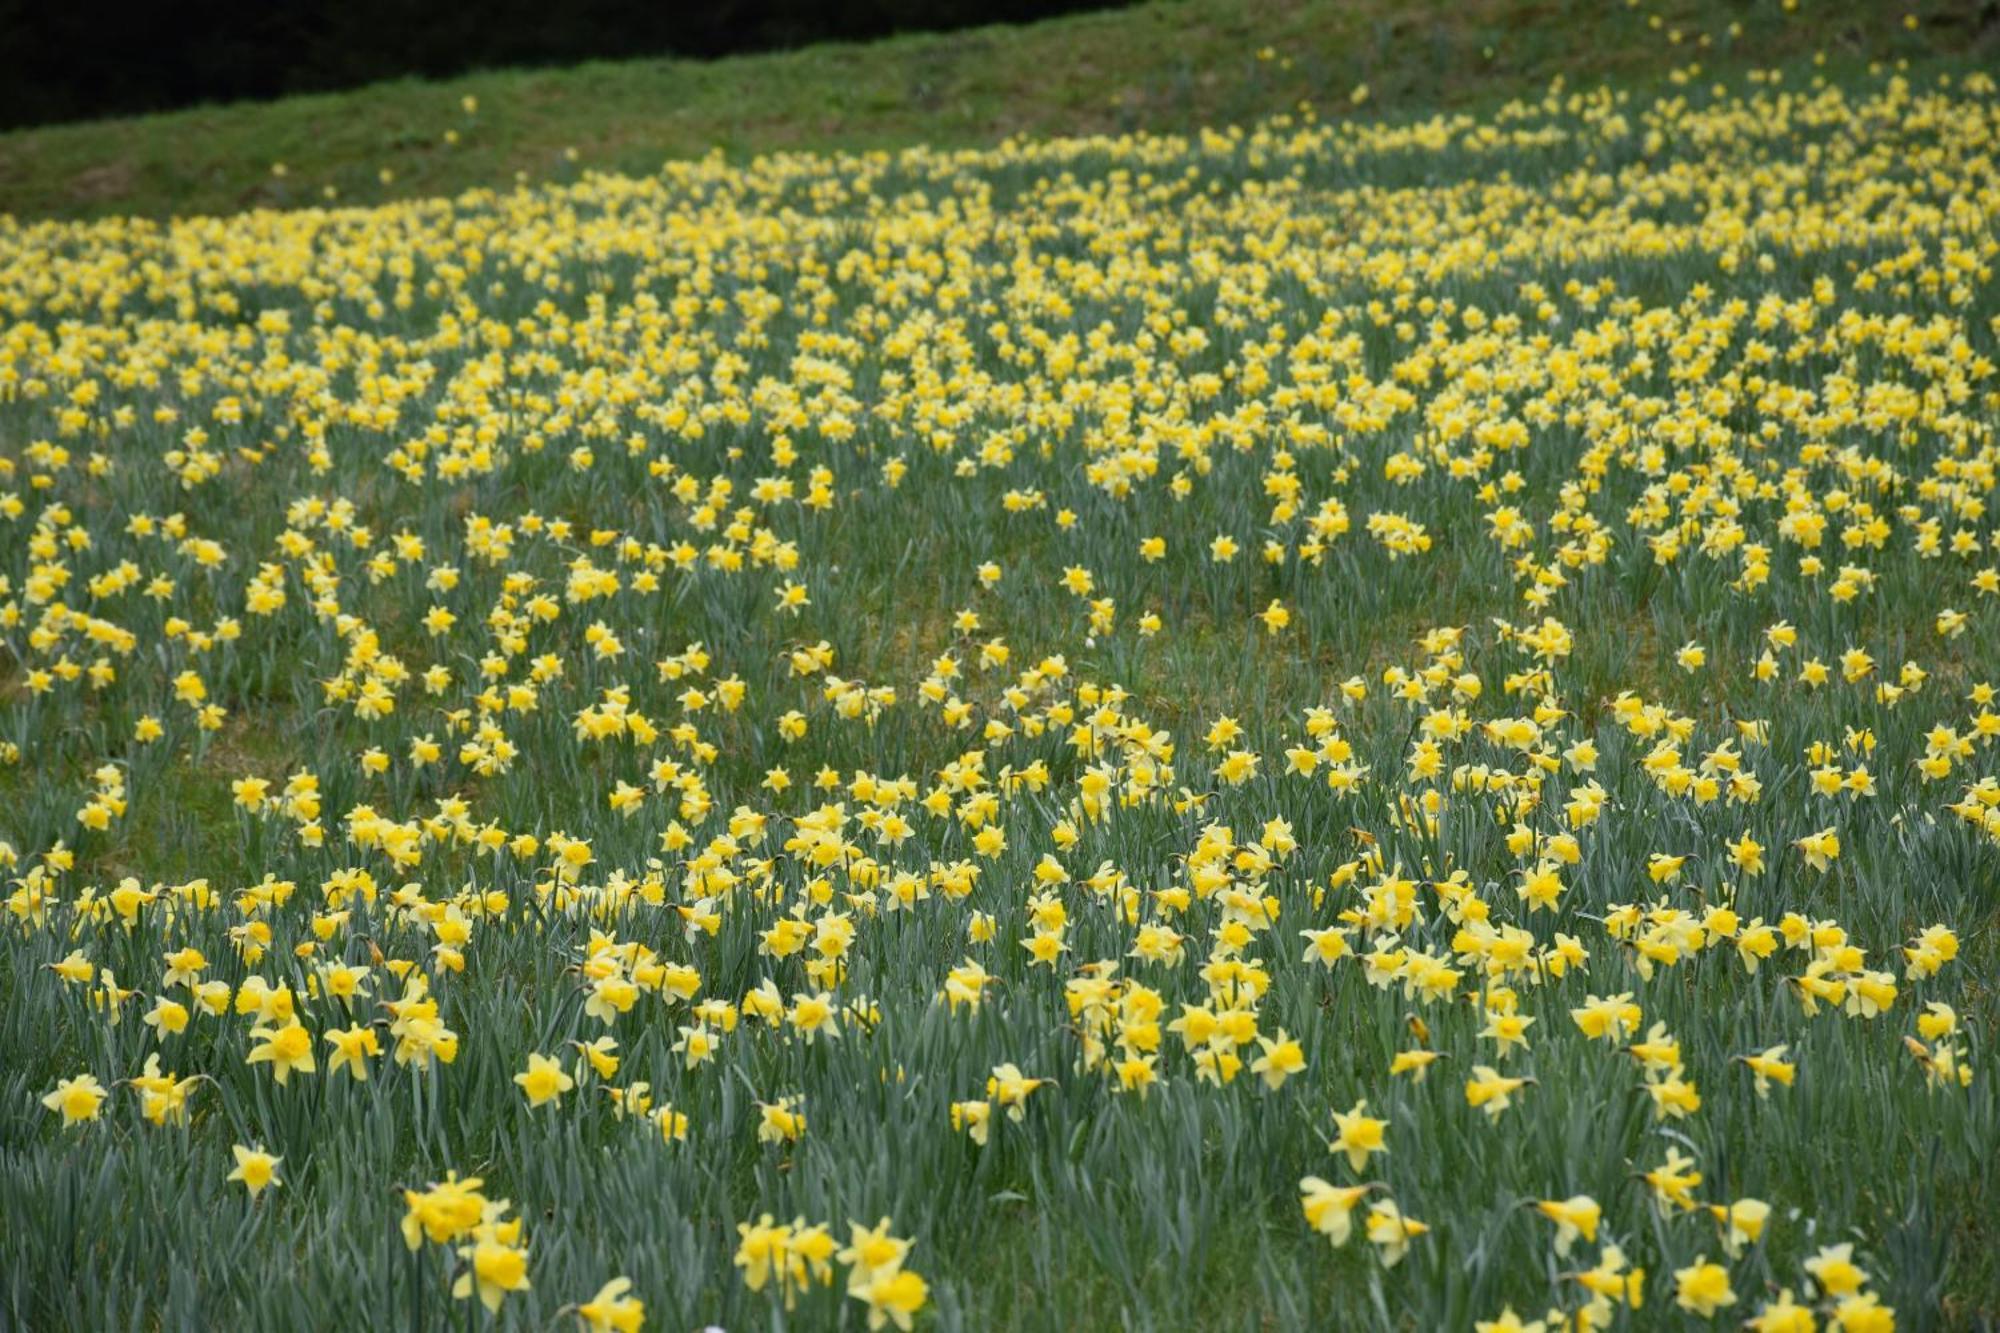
[735,1213,928,1329]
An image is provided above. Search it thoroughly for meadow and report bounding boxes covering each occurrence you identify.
[2,8,1999,1333]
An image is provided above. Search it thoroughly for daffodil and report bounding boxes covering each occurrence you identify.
[325,1024,381,1080]
[1533,1195,1600,1257]
[454,1230,531,1313]
[1464,1066,1530,1119]
[1673,1255,1736,1317]
[246,1021,316,1084]
[1364,1199,1428,1267]
[401,1172,489,1250]
[1747,1289,1817,1333]
[1709,1197,1771,1256]
[1328,1099,1388,1171]
[515,1052,575,1107]
[1299,1176,1370,1246]
[575,1275,644,1332]
[227,1144,281,1199]
[1252,1030,1306,1090]
[42,1073,107,1126]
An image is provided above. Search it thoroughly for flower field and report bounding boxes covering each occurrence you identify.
[3,37,1999,1333]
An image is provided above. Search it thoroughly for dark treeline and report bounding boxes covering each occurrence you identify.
[1,0,1127,130]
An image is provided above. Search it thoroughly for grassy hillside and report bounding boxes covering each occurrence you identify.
[5,5,2000,1333]
[0,0,1989,221]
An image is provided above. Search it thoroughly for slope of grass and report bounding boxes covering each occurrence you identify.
[0,0,1989,221]
[5,6,2000,1333]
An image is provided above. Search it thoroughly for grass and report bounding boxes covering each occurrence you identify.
[5,4,2000,1332]
[0,0,1989,221]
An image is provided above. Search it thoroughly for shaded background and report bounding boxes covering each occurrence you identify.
[0,0,1128,130]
